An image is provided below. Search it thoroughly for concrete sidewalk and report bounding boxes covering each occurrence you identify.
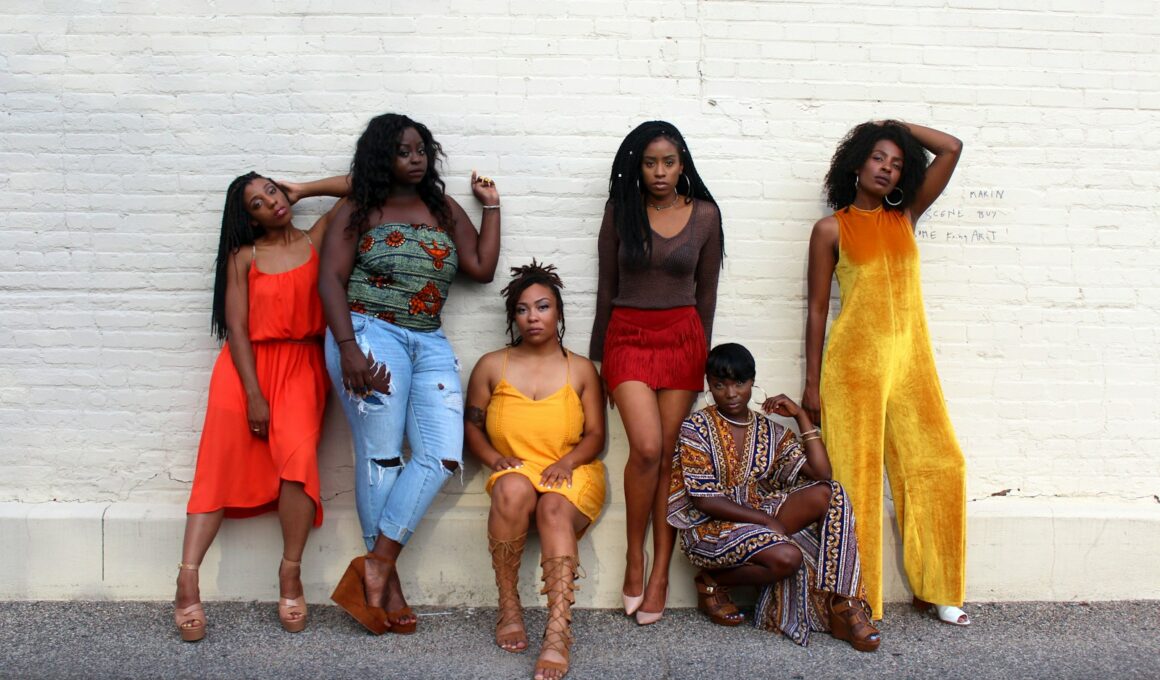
[0,601,1157,679]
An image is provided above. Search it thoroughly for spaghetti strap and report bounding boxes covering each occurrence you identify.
[251,244,257,263]
[564,350,572,382]
[303,231,313,248]
[501,348,510,381]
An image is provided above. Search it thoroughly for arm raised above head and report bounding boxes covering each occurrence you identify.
[898,121,962,221]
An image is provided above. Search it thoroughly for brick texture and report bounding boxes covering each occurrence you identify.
[1,1,1157,508]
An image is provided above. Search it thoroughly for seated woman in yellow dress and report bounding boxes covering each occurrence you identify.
[465,261,606,680]
[667,343,880,651]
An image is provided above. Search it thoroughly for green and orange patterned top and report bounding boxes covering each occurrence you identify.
[347,222,459,332]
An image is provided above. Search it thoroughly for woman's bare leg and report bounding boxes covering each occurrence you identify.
[611,381,663,604]
[276,480,315,618]
[641,388,696,614]
[176,510,224,609]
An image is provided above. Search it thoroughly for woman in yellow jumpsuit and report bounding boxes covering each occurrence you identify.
[802,120,969,625]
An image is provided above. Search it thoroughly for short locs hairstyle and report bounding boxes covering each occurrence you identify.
[705,343,756,383]
[499,259,566,354]
[823,120,929,212]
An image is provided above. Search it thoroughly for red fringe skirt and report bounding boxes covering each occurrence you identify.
[602,306,707,392]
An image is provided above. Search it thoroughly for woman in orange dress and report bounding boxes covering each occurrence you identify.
[174,172,348,642]
[465,262,606,680]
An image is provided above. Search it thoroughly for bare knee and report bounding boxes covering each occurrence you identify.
[492,475,536,516]
[626,441,663,470]
[442,459,459,472]
[807,484,833,515]
[762,544,803,580]
[535,494,575,529]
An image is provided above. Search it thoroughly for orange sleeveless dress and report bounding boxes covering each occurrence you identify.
[484,350,606,523]
[186,238,327,526]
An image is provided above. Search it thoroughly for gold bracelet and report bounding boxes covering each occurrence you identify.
[799,428,819,438]
[801,434,822,443]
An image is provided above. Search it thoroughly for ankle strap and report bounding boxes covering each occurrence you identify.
[177,562,200,571]
[281,557,302,567]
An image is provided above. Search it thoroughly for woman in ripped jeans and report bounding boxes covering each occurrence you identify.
[318,112,501,634]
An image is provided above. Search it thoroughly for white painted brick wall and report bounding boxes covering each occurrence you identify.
[2,1,1157,512]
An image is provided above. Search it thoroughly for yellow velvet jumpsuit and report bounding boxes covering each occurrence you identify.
[820,204,966,619]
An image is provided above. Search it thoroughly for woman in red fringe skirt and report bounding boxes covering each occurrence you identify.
[590,120,723,625]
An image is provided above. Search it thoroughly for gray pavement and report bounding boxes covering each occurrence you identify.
[0,600,1157,679]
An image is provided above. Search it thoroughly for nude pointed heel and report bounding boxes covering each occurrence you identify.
[621,551,648,616]
[277,557,308,633]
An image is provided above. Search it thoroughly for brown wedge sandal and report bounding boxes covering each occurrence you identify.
[534,555,580,680]
[330,555,389,635]
[693,571,745,627]
[174,562,206,642]
[830,596,882,652]
[366,552,417,635]
[489,533,528,653]
[277,557,308,633]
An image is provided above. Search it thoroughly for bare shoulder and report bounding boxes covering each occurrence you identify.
[567,350,600,383]
[813,214,838,234]
[227,246,252,274]
[472,348,507,376]
[445,195,469,221]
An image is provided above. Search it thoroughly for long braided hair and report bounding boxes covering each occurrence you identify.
[346,113,455,233]
[607,121,722,267]
[499,260,567,355]
[210,171,282,342]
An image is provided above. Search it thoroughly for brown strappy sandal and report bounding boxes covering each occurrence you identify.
[174,562,206,642]
[830,596,882,652]
[693,571,745,627]
[489,533,528,653]
[277,557,307,633]
[330,555,389,635]
[534,555,580,680]
[366,552,417,635]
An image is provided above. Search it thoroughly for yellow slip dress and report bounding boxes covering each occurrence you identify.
[821,204,966,618]
[484,350,606,523]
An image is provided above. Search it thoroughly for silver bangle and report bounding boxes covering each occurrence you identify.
[482,204,501,210]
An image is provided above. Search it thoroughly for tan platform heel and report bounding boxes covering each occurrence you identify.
[830,596,882,652]
[277,557,308,633]
[174,562,206,642]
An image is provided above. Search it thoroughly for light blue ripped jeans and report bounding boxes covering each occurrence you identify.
[325,312,464,549]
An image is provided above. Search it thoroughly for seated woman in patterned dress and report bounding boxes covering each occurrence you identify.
[465,261,606,680]
[667,343,881,651]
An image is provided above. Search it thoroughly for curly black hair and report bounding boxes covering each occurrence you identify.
[824,120,929,212]
[499,259,566,354]
[211,171,283,342]
[607,121,722,267]
[347,113,454,233]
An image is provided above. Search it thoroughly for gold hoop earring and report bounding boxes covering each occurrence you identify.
[748,385,768,409]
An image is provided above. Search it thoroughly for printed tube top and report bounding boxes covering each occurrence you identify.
[347,222,459,332]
